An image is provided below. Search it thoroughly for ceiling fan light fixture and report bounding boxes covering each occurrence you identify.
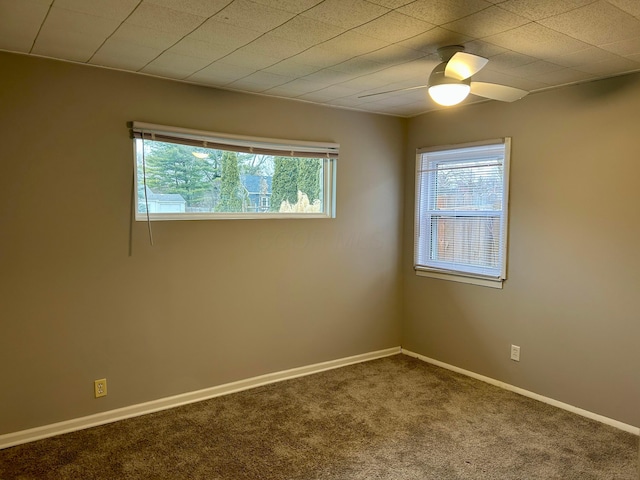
[427,60,471,106]
[428,83,471,106]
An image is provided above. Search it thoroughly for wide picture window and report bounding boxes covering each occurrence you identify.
[414,138,510,288]
[131,122,338,220]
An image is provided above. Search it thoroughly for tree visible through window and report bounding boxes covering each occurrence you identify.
[414,139,510,287]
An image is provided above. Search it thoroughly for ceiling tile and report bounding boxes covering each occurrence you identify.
[220,48,283,69]
[270,78,330,94]
[249,0,324,14]
[396,27,472,53]
[358,45,429,72]
[32,30,105,62]
[353,12,433,43]
[319,31,389,57]
[261,86,302,98]
[297,84,361,101]
[54,0,139,21]
[574,55,640,75]
[485,23,590,58]
[143,0,233,17]
[545,47,619,68]
[90,40,162,70]
[329,57,387,75]
[262,59,321,76]
[530,67,595,85]
[168,37,235,61]
[190,19,262,47]
[627,53,640,63]
[444,6,530,37]
[244,34,309,58]
[397,0,491,25]
[186,61,257,84]
[0,0,50,52]
[125,2,206,35]
[301,68,361,84]
[300,0,389,30]
[269,16,345,47]
[228,70,293,90]
[506,60,564,77]
[290,45,356,68]
[539,1,640,46]
[498,0,595,21]
[141,51,212,78]
[484,51,537,72]
[212,0,295,33]
[337,75,396,90]
[607,0,640,18]
[41,6,120,37]
[461,40,507,58]
[366,0,415,7]
[600,37,640,56]
[109,23,183,50]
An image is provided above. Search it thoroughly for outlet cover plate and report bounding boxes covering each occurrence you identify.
[94,378,107,398]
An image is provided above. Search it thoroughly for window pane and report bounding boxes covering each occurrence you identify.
[136,139,326,216]
[432,162,503,211]
[431,215,501,269]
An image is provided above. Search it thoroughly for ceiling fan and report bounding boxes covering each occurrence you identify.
[360,45,529,106]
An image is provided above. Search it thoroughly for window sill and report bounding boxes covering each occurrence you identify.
[415,269,504,289]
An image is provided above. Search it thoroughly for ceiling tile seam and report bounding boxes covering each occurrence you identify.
[498,0,600,22]
[249,5,485,101]
[523,16,640,66]
[28,1,54,55]
[132,0,234,75]
[216,1,408,95]
[186,1,339,83]
[259,38,430,101]
[607,0,640,22]
[85,0,144,65]
[241,3,415,79]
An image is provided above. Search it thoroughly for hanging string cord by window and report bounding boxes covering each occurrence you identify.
[140,130,154,246]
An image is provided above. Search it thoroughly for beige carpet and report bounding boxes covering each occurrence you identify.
[0,354,637,479]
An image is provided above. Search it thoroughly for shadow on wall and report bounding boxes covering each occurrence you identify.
[576,72,640,102]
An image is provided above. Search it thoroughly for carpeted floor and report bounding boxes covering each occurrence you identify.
[0,354,637,479]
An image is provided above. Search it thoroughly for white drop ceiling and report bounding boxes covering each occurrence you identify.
[2,0,640,117]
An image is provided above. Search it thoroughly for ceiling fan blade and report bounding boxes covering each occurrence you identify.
[470,82,529,102]
[445,52,488,80]
[358,84,428,98]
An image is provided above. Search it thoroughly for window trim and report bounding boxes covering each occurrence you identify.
[131,122,338,221]
[414,138,511,289]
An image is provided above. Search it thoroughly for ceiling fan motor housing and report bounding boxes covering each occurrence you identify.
[428,62,471,88]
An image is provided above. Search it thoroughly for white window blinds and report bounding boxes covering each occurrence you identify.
[414,139,510,285]
[131,122,339,159]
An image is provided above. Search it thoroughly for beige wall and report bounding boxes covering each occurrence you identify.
[403,73,640,427]
[0,52,404,434]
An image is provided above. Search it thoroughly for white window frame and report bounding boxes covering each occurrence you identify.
[131,122,337,221]
[414,138,510,289]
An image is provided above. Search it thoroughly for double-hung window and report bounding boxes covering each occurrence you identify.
[131,122,337,220]
[414,138,510,288]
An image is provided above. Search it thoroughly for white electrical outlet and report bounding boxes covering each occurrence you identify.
[510,345,521,362]
[94,378,107,398]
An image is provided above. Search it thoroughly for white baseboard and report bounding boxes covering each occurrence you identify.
[401,348,639,436]
[0,347,401,450]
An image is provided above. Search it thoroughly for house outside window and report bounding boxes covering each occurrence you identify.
[414,138,510,288]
